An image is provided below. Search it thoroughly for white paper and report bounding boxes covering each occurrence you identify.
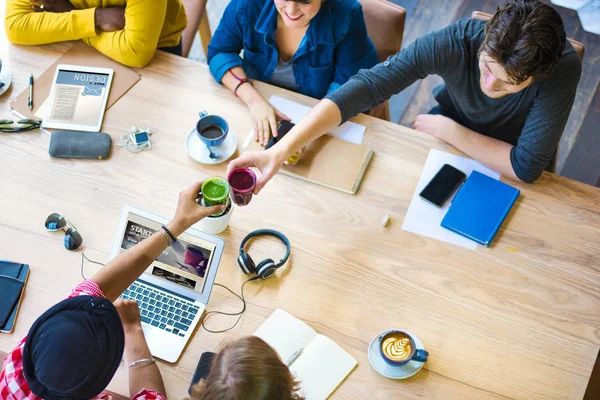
[290,335,357,400]
[401,149,501,249]
[268,95,366,144]
[253,308,317,364]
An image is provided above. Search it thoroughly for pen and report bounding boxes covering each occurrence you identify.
[28,73,33,110]
[286,348,304,367]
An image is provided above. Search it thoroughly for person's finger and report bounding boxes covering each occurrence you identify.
[269,114,278,139]
[227,152,258,176]
[253,123,258,141]
[254,167,277,195]
[186,181,204,199]
[260,119,269,146]
[275,109,291,121]
[199,204,225,217]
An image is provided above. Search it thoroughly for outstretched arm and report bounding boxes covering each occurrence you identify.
[91,181,224,302]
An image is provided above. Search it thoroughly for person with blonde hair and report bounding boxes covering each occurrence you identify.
[189,336,305,400]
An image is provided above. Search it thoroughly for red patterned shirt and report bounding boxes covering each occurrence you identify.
[0,280,166,400]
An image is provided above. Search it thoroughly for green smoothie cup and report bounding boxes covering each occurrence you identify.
[201,177,230,206]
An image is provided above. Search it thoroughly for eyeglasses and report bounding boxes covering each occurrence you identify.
[44,213,83,251]
[0,119,42,133]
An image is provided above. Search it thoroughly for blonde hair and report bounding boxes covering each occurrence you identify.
[188,336,304,400]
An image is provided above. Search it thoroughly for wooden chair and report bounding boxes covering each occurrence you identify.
[471,11,585,173]
[359,0,407,121]
[181,0,212,58]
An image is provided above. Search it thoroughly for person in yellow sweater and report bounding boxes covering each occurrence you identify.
[5,0,187,68]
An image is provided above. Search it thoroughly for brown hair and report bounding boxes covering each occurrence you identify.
[480,0,566,84]
[188,336,305,400]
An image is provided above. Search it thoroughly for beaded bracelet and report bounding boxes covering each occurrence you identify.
[161,225,176,243]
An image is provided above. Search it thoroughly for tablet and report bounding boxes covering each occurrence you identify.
[41,64,114,132]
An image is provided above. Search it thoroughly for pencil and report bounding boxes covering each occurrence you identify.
[28,74,34,110]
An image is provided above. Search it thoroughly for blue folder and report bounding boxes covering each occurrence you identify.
[441,171,520,247]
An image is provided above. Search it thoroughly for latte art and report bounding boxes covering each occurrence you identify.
[381,333,413,361]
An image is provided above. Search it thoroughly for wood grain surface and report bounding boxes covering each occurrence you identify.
[1,41,599,400]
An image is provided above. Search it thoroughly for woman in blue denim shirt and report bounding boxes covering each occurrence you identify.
[207,0,378,145]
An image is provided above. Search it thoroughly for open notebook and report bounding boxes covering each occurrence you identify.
[245,133,373,195]
[254,309,357,400]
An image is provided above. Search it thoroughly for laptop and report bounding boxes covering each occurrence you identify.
[109,205,225,363]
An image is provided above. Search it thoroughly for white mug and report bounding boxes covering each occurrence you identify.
[196,202,234,235]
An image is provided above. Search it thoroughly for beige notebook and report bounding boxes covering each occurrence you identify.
[254,309,357,400]
[11,41,141,120]
[245,133,373,194]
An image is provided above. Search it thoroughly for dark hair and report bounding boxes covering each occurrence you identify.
[480,0,566,84]
[188,336,305,400]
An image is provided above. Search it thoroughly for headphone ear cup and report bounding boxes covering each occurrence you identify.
[256,258,276,279]
[238,253,256,275]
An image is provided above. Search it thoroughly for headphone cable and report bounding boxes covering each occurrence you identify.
[201,277,259,333]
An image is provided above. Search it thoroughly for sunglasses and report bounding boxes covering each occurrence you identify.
[44,213,83,251]
[0,119,42,133]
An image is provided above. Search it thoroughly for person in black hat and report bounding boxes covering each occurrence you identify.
[0,181,224,400]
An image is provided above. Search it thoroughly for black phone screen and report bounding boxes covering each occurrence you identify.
[189,352,216,394]
[265,120,295,150]
[419,164,466,207]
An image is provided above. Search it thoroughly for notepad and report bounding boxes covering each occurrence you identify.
[245,131,373,194]
[11,41,141,120]
[441,171,520,247]
[254,309,357,400]
[0,261,30,333]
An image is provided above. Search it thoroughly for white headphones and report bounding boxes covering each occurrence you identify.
[116,120,153,153]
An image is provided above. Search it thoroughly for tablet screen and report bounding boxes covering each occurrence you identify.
[47,69,110,127]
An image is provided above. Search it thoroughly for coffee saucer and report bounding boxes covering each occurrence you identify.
[186,129,237,165]
[368,330,426,379]
[0,69,12,97]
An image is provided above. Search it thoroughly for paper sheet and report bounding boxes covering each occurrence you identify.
[268,95,366,145]
[401,149,501,249]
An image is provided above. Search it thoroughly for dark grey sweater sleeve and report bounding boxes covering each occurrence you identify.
[325,20,467,122]
[509,50,581,183]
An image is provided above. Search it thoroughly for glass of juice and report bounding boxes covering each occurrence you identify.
[228,168,256,206]
[201,177,230,206]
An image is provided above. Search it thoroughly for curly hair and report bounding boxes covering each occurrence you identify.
[480,0,566,84]
[188,336,305,400]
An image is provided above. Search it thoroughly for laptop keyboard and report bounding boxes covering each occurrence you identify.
[121,281,200,337]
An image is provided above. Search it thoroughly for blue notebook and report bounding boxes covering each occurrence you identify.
[441,171,520,247]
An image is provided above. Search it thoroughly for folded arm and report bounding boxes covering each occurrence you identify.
[83,0,169,67]
[5,0,97,44]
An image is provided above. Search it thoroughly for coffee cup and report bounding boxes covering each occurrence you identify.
[379,330,429,367]
[195,111,228,148]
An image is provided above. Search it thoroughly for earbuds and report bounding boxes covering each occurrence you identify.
[116,120,153,153]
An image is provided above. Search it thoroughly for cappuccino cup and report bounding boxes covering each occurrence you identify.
[379,330,429,367]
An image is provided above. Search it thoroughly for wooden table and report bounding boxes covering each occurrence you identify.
[1,41,600,400]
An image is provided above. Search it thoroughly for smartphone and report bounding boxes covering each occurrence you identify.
[419,164,466,207]
[265,120,295,150]
[188,352,216,394]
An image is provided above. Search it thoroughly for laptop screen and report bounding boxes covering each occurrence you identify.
[119,213,217,294]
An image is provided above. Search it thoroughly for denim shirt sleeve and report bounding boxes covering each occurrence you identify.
[328,5,377,92]
[207,0,244,83]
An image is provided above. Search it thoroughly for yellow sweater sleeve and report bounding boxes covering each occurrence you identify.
[5,1,97,45]
[83,0,168,68]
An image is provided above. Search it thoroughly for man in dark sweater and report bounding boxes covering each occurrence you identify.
[229,0,581,191]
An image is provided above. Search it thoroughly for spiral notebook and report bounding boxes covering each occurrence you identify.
[244,133,373,194]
